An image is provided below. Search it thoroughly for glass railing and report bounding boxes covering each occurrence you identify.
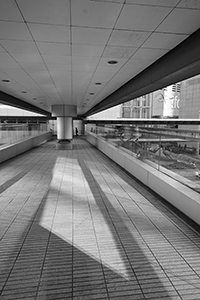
[86,124,200,193]
[0,123,49,149]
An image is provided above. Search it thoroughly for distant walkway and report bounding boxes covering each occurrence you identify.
[0,137,200,300]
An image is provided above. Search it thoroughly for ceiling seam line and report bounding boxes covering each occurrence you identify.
[80,0,126,113]
[14,0,65,109]
[69,0,73,106]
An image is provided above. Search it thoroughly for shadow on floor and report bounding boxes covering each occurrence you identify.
[0,138,176,300]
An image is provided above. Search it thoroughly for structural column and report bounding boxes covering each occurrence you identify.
[52,104,77,150]
[57,117,73,140]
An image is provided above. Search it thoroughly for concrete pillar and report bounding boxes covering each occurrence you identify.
[57,117,73,140]
[52,104,77,150]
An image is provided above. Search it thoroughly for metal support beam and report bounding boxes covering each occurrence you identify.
[84,28,200,117]
[84,119,200,126]
[0,91,51,117]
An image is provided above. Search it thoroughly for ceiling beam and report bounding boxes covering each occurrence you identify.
[0,91,51,117]
[84,118,200,125]
[84,28,200,117]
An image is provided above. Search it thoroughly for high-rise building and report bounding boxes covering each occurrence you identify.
[178,75,200,154]
[121,83,181,119]
[179,74,200,129]
[121,95,151,119]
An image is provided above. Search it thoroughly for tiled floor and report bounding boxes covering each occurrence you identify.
[0,137,200,300]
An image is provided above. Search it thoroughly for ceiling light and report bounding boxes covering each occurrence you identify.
[108,60,118,64]
[2,79,10,82]
[32,98,37,100]
[21,91,27,93]
[86,99,90,101]
[95,82,102,85]
[89,92,94,95]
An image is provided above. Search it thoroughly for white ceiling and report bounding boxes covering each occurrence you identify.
[0,0,199,116]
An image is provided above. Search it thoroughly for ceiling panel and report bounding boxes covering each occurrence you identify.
[0,0,23,21]
[108,30,151,47]
[50,71,71,81]
[91,0,124,3]
[17,0,70,25]
[72,56,99,72]
[42,55,71,65]
[71,0,123,28]
[0,60,21,70]
[126,0,179,5]
[115,4,172,31]
[0,21,32,40]
[96,57,129,73]
[103,46,137,59]
[18,61,47,71]
[0,52,17,62]
[113,66,139,79]
[36,42,71,56]
[27,70,50,77]
[0,45,6,53]
[28,24,70,43]
[90,73,115,85]
[52,77,71,87]
[0,0,199,116]
[156,7,200,34]
[132,48,168,61]
[127,57,154,70]
[72,44,104,57]
[0,40,39,55]
[177,0,200,9]
[45,63,71,72]
[2,69,34,83]
[72,76,93,89]
[72,27,112,45]
[9,53,44,64]
[142,32,189,49]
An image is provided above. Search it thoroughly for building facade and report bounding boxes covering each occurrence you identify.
[179,74,200,130]
[121,83,181,119]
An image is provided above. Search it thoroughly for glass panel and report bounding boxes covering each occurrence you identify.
[86,124,200,194]
[0,123,49,149]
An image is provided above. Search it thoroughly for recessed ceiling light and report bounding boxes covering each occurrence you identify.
[89,92,94,95]
[21,91,27,93]
[2,79,10,82]
[108,60,118,64]
[95,82,102,85]
[32,97,37,100]
[86,99,90,101]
